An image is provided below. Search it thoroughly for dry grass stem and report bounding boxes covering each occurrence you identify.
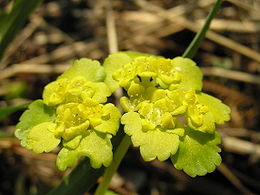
[220,128,260,140]
[21,41,99,64]
[197,19,260,33]
[106,0,122,110]
[136,0,260,63]
[0,64,69,80]
[106,0,118,54]
[217,163,253,195]
[225,0,258,11]
[222,136,260,157]
[201,67,260,84]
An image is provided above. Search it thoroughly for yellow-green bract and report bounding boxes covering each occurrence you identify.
[104,52,230,177]
[16,58,121,171]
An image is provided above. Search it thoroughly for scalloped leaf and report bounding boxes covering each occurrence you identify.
[58,58,106,82]
[138,129,180,161]
[171,127,221,177]
[171,57,203,91]
[121,112,142,135]
[103,51,150,92]
[56,130,113,171]
[15,100,56,147]
[27,122,60,153]
[122,112,180,161]
[197,92,231,124]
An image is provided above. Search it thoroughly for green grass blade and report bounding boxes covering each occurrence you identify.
[0,0,43,60]
[47,158,104,195]
[182,0,222,59]
[0,103,29,120]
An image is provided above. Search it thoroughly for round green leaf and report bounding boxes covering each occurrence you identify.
[56,130,113,171]
[27,122,60,153]
[103,52,133,92]
[58,58,106,82]
[122,112,180,161]
[171,127,221,177]
[197,92,231,124]
[171,57,203,91]
[56,147,79,171]
[15,100,56,147]
[138,129,180,161]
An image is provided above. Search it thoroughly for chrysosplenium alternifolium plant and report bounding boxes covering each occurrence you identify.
[15,51,230,177]
[16,59,121,171]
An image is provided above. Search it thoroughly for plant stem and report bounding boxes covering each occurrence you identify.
[182,0,222,59]
[94,135,131,195]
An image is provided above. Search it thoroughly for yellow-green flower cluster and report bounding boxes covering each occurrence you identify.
[16,58,121,170]
[43,75,120,138]
[15,51,231,177]
[112,55,230,169]
[114,56,227,133]
[43,76,111,106]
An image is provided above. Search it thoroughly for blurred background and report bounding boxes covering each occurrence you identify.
[0,0,259,194]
